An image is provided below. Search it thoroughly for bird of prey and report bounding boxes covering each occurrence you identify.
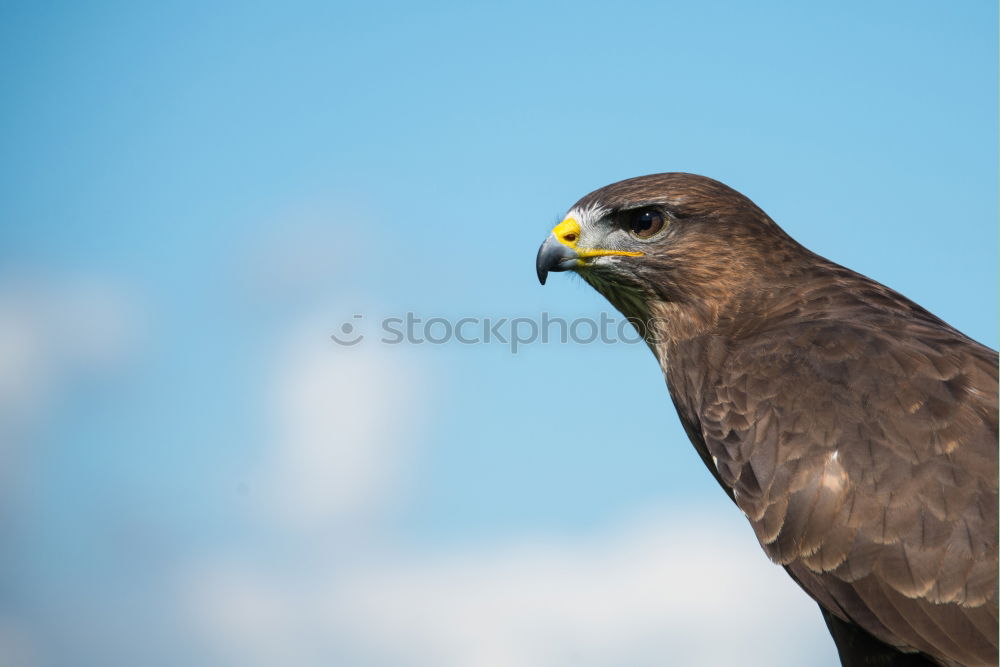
[535,173,998,667]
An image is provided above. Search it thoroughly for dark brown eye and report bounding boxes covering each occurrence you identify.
[626,209,665,239]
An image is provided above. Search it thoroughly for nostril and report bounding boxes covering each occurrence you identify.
[563,233,577,243]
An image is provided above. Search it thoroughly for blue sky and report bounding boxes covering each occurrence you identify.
[0,2,995,666]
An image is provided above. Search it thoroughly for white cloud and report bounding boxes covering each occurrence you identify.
[187,510,837,667]
[0,272,137,506]
[0,276,137,432]
[263,314,426,529]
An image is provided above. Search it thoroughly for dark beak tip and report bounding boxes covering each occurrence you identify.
[536,235,577,286]
[535,242,549,285]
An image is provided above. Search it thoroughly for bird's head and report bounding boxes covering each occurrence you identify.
[536,173,801,343]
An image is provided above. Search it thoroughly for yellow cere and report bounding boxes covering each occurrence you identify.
[552,217,582,248]
[550,217,644,259]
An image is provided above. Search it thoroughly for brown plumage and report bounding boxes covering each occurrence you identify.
[536,173,998,666]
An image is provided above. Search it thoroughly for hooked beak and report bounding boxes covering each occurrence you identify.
[536,235,579,285]
[536,217,643,285]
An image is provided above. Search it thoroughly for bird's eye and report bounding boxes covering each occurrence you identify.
[626,209,665,239]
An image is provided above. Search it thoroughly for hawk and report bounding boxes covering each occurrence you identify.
[535,173,998,666]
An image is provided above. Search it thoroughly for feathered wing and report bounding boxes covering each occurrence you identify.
[695,317,998,666]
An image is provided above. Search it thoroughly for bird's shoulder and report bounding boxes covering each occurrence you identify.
[704,269,999,457]
[679,283,999,664]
